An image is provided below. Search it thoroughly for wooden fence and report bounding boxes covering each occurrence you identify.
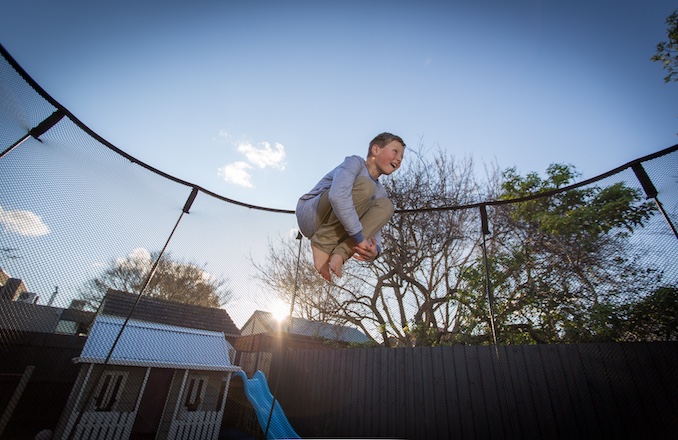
[268,342,678,439]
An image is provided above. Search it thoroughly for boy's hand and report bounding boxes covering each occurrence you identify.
[353,237,378,261]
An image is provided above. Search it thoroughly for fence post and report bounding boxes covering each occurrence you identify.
[65,187,199,440]
[632,163,678,240]
[0,365,35,437]
[0,109,65,158]
[264,231,303,438]
[480,205,499,345]
[480,205,519,439]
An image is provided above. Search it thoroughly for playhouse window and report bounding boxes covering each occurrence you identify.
[93,371,127,412]
[184,375,207,411]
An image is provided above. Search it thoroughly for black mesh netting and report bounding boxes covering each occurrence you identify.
[1,44,677,440]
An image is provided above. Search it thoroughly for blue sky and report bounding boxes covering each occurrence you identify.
[1,0,677,326]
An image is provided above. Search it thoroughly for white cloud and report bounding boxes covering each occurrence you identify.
[215,131,287,187]
[0,206,49,236]
[236,141,287,170]
[212,129,231,144]
[217,161,254,188]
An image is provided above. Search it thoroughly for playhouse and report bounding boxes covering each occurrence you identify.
[53,316,240,440]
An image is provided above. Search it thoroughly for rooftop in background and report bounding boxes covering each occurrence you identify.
[100,289,241,337]
[241,310,371,345]
[0,267,10,285]
[0,297,94,335]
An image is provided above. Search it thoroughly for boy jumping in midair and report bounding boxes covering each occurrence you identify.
[296,132,406,281]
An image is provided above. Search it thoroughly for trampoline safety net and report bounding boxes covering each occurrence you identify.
[1,43,677,440]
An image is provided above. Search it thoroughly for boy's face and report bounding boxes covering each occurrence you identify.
[371,140,405,176]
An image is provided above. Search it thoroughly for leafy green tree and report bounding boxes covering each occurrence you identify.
[652,9,678,83]
[458,164,658,344]
[78,250,231,309]
[626,286,678,341]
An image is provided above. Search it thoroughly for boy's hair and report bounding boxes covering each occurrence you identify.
[367,132,406,157]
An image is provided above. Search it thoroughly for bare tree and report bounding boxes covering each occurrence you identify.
[254,147,498,346]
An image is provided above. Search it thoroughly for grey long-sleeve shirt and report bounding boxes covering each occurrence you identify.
[296,155,387,251]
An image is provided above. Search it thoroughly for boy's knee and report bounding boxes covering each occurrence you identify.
[376,197,394,218]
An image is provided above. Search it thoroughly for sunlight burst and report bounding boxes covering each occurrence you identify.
[270,299,290,322]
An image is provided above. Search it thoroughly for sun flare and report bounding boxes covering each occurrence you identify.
[270,299,289,322]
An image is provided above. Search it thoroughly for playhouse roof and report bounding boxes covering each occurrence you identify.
[100,289,241,337]
[74,315,240,371]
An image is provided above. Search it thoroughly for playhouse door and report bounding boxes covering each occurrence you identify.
[130,368,173,439]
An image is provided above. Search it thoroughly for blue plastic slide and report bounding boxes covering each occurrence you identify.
[235,370,301,439]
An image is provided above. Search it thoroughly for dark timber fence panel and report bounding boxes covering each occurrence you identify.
[274,342,677,439]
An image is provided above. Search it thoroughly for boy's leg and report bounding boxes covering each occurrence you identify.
[331,193,394,263]
[311,176,375,257]
[309,192,341,280]
[312,176,394,264]
[329,194,393,278]
[312,246,332,281]
[328,253,345,278]
[298,198,332,280]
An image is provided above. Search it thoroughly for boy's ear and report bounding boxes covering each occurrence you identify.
[370,143,380,157]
